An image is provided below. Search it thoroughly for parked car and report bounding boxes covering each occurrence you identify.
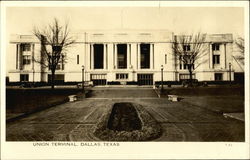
[181,79,199,87]
[181,79,208,87]
[19,82,35,88]
[76,81,94,88]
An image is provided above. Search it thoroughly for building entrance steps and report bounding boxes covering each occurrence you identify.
[88,88,158,98]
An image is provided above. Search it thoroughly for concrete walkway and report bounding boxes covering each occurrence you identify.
[6,89,245,141]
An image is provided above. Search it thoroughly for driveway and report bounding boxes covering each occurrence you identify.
[6,88,244,141]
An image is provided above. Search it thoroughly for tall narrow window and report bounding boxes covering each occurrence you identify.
[213,55,220,64]
[20,74,29,82]
[22,55,31,65]
[77,55,79,64]
[165,54,167,64]
[117,44,127,69]
[48,55,63,70]
[215,73,223,81]
[94,44,104,69]
[22,43,31,51]
[62,55,64,70]
[140,44,150,69]
[179,55,182,69]
[212,43,220,51]
[183,45,190,51]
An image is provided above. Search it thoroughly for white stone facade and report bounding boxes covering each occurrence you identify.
[7,30,235,84]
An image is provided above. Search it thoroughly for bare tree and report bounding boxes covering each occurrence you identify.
[33,18,75,89]
[234,37,244,65]
[172,33,207,86]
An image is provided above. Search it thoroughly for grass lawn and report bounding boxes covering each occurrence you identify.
[160,85,244,113]
[6,88,82,119]
[183,96,244,113]
[165,85,244,96]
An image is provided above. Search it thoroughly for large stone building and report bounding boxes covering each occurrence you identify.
[7,30,237,85]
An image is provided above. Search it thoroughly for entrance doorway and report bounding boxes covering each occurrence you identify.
[91,74,107,85]
[137,74,153,85]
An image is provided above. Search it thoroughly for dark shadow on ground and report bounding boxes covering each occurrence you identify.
[6,88,82,120]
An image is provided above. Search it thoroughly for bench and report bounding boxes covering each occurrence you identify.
[68,95,77,102]
[168,95,178,102]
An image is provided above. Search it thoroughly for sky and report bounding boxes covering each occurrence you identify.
[6,7,244,37]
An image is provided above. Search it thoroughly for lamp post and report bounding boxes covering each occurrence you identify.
[161,65,164,93]
[229,62,232,86]
[82,65,85,93]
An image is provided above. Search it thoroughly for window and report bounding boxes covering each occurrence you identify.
[22,44,31,51]
[180,64,194,70]
[184,64,188,69]
[77,55,79,64]
[179,55,182,69]
[20,74,29,82]
[91,74,107,85]
[61,55,65,70]
[116,73,128,80]
[48,55,64,70]
[179,55,194,70]
[140,44,150,69]
[48,74,65,83]
[183,45,191,51]
[94,44,104,69]
[22,55,31,65]
[49,64,61,70]
[212,43,220,51]
[165,54,167,64]
[179,74,195,80]
[215,73,223,81]
[117,44,127,69]
[213,55,220,64]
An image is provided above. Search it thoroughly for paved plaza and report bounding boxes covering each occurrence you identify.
[6,88,244,141]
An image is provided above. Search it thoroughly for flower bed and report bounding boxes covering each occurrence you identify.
[93,102,162,141]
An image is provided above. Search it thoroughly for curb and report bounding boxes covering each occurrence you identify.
[154,89,161,98]
[223,113,244,122]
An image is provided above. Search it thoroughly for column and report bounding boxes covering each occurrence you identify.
[84,43,89,70]
[32,44,35,70]
[103,44,107,70]
[16,44,19,69]
[84,42,87,70]
[137,43,140,69]
[209,43,213,69]
[89,43,91,70]
[224,43,227,69]
[19,44,22,70]
[32,44,35,82]
[153,44,155,69]
[108,44,113,70]
[150,43,154,69]
[136,44,138,69]
[114,44,117,69]
[106,44,108,70]
[127,43,130,69]
[220,43,225,69]
[91,44,94,70]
